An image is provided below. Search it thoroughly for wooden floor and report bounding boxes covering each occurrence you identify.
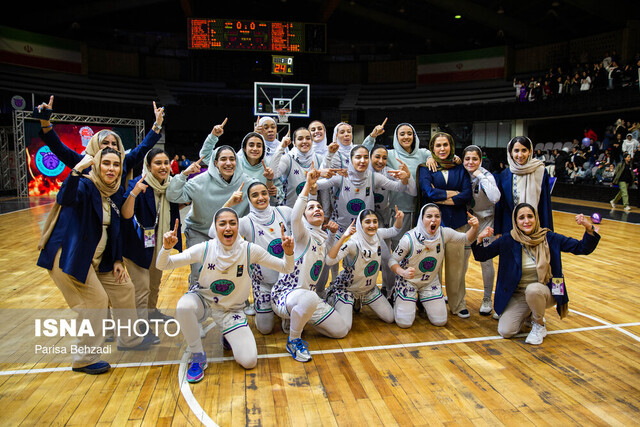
[1,199,639,426]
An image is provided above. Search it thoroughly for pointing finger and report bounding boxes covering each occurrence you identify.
[221,117,228,127]
[172,218,179,235]
[238,181,245,191]
[196,155,206,165]
[280,223,285,237]
[381,117,388,127]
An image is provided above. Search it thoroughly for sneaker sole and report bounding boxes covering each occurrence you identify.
[72,364,110,375]
[294,355,313,362]
[479,310,492,316]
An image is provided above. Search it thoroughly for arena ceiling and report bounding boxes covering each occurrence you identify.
[4,0,639,55]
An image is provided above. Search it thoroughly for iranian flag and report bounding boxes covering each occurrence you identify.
[0,26,82,73]
[417,47,505,84]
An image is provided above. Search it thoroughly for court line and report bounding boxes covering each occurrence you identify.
[2,320,639,376]
[177,352,219,427]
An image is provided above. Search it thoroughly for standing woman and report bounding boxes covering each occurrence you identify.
[472,204,600,345]
[37,148,152,375]
[390,204,479,328]
[36,95,164,186]
[461,145,501,316]
[221,181,293,334]
[325,208,404,331]
[270,127,324,208]
[157,210,294,382]
[121,148,182,324]
[271,171,349,363]
[309,120,328,156]
[494,136,553,236]
[610,153,634,212]
[167,144,259,288]
[417,132,473,318]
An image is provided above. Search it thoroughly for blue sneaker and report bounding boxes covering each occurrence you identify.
[286,337,312,362]
[186,352,208,383]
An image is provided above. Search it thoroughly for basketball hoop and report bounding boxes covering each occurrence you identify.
[276,108,290,123]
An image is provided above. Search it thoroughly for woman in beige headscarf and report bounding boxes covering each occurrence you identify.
[37,147,154,375]
[471,203,600,345]
[121,148,182,325]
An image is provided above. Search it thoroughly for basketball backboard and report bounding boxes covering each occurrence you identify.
[254,82,310,119]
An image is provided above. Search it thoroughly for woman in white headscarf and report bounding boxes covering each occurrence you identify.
[390,204,479,328]
[325,208,404,331]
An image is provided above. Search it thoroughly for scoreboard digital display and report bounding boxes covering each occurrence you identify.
[188,19,326,53]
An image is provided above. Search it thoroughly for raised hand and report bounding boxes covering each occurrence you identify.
[575,213,595,232]
[211,117,228,137]
[183,155,205,176]
[163,218,180,249]
[322,220,339,234]
[394,205,405,226]
[262,160,274,180]
[280,130,291,150]
[37,95,54,114]
[387,168,409,181]
[306,161,321,185]
[133,174,149,196]
[370,117,387,138]
[343,219,357,239]
[477,226,494,243]
[254,116,263,134]
[467,211,479,228]
[281,223,294,255]
[327,141,339,154]
[227,182,245,207]
[153,101,165,126]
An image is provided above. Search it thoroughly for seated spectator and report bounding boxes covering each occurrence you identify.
[565,162,577,182]
[622,134,639,157]
[574,165,592,184]
[545,149,557,177]
[601,164,615,184]
[580,71,592,91]
[594,163,607,184]
[533,149,546,163]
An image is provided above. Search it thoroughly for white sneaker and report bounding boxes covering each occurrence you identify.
[525,322,548,345]
[610,199,616,208]
[492,312,500,320]
[624,205,631,212]
[286,337,312,362]
[479,298,492,316]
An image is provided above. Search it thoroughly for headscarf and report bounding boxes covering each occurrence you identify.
[507,136,545,206]
[429,132,457,170]
[258,116,280,158]
[309,120,328,155]
[413,203,441,243]
[352,210,380,262]
[509,203,552,286]
[141,150,171,242]
[207,208,246,272]
[368,145,389,174]
[246,182,274,224]
[38,148,124,250]
[238,132,266,179]
[393,123,420,160]
[348,145,371,187]
[333,122,353,162]
[462,145,490,178]
[301,201,328,246]
[289,129,315,168]
[84,129,133,184]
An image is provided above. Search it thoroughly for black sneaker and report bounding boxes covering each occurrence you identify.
[148,309,174,322]
[72,361,111,375]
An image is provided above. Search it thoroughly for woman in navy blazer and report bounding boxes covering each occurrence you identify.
[121,148,182,323]
[36,95,164,187]
[418,132,472,318]
[494,136,553,236]
[37,148,152,375]
[471,203,599,345]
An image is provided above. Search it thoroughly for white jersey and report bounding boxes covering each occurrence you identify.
[317,172,414,235]
[390,227,467,299]
[469,169,500,221]
[270,149,323,208]
[238,206,292,284]
[157,241,293,310]
[326,227,400,296]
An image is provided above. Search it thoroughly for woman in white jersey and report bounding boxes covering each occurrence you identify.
[390,204,479,328]
[325,207,405,330]
[271,168,349,363]
[223,181,293,334]
[270,127,324,208]
[156,209,294,382]
[461,145,501,317]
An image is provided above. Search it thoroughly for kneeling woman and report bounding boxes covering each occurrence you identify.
[471,203,600,345]
[389,204,479,328]
[271,169,349,363]
[156,209,294,382]
[325,208,404,331]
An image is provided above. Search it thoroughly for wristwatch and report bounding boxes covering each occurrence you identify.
[152,122,162,133]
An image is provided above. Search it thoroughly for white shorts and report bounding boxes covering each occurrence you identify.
[272,288,336,325]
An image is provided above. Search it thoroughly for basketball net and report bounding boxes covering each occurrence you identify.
[277,108,290,123]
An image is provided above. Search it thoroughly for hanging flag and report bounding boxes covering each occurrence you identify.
[0,26,82,73]
[417,47,505,84]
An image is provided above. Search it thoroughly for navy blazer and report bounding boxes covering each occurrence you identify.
[494,168,553,235]
[418,164,472,229]
[39,128,161,187]
[471,230,600,317]
[37,174,126,283]
[122,175,183,269]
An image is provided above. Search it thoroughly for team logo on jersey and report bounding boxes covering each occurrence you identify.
[268,238,284,258]
[296,181,305,195]
[364,260,379,277]
[418,256,437,273]
[210,279,235,295]
[310,260,323,281]
[374,192,384,204]
[346,198,366,215]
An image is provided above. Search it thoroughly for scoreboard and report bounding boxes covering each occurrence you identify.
[188,19,326,53]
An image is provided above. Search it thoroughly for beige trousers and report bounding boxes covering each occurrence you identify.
[497,282,555,338]
[48,249,143,367]
[125,247,163,318]
[444,225,469,314]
